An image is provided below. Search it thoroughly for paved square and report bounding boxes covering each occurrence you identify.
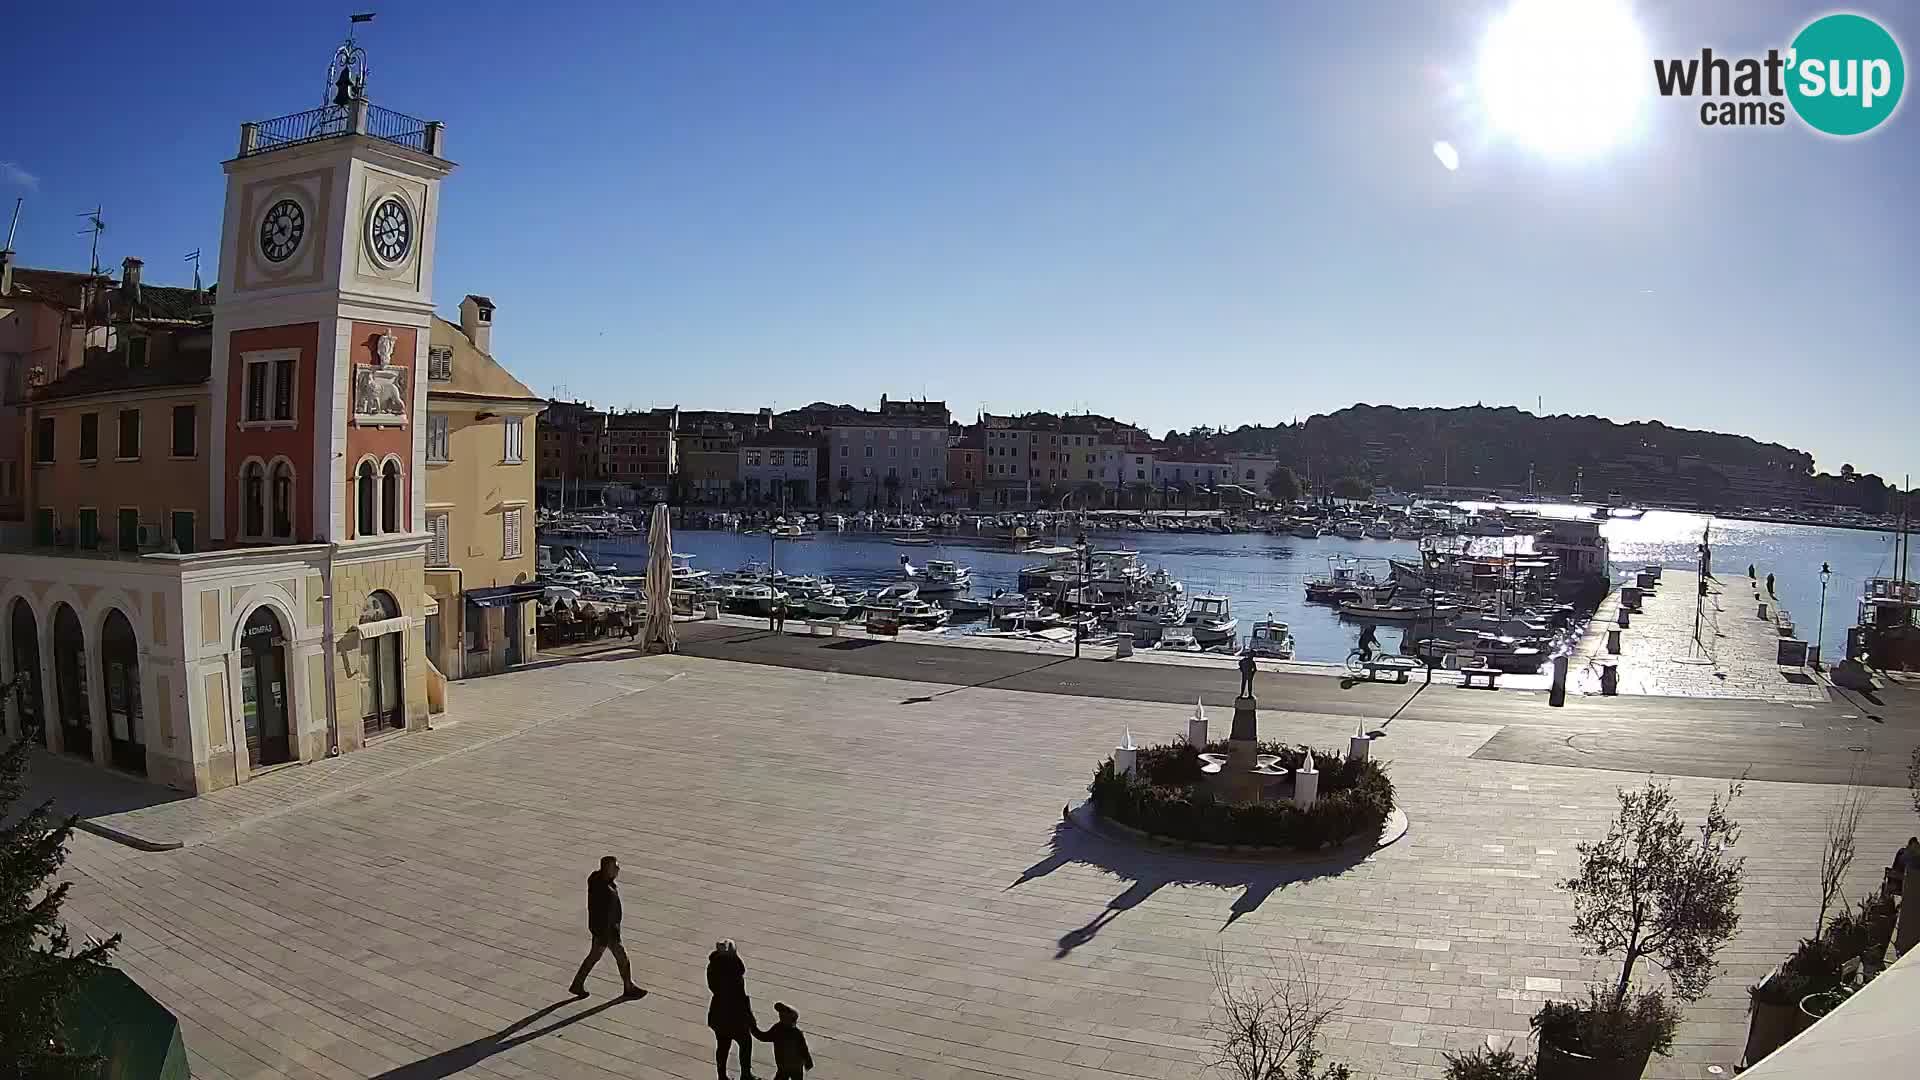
[53,652,1914,1079]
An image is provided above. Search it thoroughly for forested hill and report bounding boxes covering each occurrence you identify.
[1189,404,1824,497]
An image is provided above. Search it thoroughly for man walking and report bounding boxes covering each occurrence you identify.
[569,856,646,999]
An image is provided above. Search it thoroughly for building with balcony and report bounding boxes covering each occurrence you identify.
[947,437,982,506]
[676,408,771,503]
[0,38,448,794]
[423,297,545,681]
[602,408,678,501]
[536,398,607,507]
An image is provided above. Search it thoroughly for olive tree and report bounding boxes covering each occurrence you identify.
[1562,778,1745,1007]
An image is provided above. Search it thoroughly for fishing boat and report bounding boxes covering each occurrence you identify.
[1115,595,1191,644]
[804,592,864,619]
[666,553,712,589]
[900,555,972,594]
[1246,618,1295,659]
[1338,587,1455,622]
[867,582,920,610]
[1016,546,1079,592]
[1365,519,1395,539]
[1335,519,1368,539]
[939,595,992,617]
[1185,594,1239,646]
[1304,559,1394,604]
[895,598,951,629]
[987,591,1033,624]
[1290,521,1322,539]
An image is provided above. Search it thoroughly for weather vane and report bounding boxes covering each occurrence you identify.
[326,13,378,107]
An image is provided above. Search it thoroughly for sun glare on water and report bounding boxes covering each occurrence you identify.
[1476,0,1651,160]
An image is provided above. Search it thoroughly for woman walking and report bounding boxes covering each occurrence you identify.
[707,940,758,1080]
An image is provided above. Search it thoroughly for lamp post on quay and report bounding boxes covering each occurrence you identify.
[1074,532,1091,660]
[1816,560,1832,669]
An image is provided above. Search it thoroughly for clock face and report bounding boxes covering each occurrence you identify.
[260,199,305,263]
[367,197,413,266]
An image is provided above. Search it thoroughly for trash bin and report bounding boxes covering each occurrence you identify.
[1113,634,1135,658]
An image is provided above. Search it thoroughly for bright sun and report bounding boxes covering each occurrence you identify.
[1477,0,1651,159]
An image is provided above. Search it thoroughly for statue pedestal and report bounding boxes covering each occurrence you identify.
[1223,739,1264,803]
[1229,695,1258,742]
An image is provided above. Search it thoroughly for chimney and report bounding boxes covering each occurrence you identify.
[757,407,773,431]
[121,257,143,307]
[0,249,13,298]
[459,294,495,354]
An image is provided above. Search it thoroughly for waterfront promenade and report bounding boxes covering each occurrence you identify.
[43,644,1920,1080]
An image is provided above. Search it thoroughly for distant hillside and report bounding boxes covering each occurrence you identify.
[1189,405,1900,510]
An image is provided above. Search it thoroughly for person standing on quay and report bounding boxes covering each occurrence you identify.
[708,940,758,1080]
[569,856,646,999]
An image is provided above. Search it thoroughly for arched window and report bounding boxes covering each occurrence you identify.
[10,599,44,747]
[360,590,404,736]
[270,461,294,539]
[101,610,144,776]
[242,461,265,538]
[356,460,377,536]
[52,604,89,760]
[240,606,292,768]
[381,459,402,534]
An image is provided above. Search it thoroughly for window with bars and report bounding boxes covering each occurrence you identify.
[502,508,522,558]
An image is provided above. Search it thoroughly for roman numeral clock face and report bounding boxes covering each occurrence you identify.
[259,199,304,263]
[366,196,413,267]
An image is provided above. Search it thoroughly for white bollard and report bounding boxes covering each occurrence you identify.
[1293,755,1319,809]
[1188,699,1208,749]
[1113,746,1137,776]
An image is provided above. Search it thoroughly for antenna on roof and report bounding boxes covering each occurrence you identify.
[184,248,203,299]
[3,197,21,251]
[76,206,105,276]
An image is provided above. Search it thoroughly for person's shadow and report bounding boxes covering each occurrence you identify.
[367,997,627,1079]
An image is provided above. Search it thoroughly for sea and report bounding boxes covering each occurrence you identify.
[561,504,1907,666]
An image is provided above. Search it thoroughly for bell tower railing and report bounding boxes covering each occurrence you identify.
[240,103,443,159]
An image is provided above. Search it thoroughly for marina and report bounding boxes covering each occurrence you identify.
[539,502,1908,670]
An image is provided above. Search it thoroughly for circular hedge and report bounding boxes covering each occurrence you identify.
[1088,741,1395,851]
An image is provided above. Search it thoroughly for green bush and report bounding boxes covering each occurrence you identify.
[1443,1046,1534,1080]
[1088,742,1395,852]
[1532,987,1678,1062]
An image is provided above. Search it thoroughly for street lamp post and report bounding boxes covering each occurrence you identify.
[1074,532,1090,660]
[1816,560,1833,669]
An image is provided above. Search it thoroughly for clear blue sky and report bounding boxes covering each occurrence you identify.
[3,2,1914,479]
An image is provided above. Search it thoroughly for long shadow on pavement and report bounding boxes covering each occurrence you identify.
[367,997,627,1080]
[1012,817,1375,956]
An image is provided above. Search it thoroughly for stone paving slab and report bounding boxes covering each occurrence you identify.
[51,652,1917,1080]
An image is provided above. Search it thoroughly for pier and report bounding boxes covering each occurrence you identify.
[1567,568,1825,701]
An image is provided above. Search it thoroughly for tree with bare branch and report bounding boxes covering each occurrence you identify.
[1207,947,1352,1080]
[1816,777,1869,937]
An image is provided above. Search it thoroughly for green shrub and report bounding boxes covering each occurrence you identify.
[1532,987,1678,1062]
[1443,1046,1534,1080]
[1088,743,1395,852]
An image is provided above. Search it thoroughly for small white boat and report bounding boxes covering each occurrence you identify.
[1156,625,1201,651]
[1335,520,1367,539]
[868,582,919,609]
[1247,618,1295,659]
[805,592,863,618]
[1339,587,1455,622]
[1185,594,1239,646]
[900,555,972,594]
[896,599,951,629]
[667,553,711,588]
[892,536,933,546]
[1365,519,1395,540]
[1290,522,1321,539]
[770,523,811,540]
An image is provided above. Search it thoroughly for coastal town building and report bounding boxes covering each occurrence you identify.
[0,45,450,794]
[423,300,545,681]
[536,398,607,507]
[738,431,816,506]
[946,437,982,506]
[820,396,950,508]
[676,408,772,503]
[601,407,678,500]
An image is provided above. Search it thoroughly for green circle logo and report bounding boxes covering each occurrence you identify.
[1787,13,1904,136]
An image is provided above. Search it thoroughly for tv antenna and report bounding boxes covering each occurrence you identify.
[76,206,105,276]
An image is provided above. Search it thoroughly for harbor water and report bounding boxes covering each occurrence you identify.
[561,506,1902,665]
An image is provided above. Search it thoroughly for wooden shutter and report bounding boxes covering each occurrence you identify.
[428,512,450,566]
[503,508,521,558]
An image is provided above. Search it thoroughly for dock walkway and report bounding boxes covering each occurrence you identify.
[1567,569,1824,701]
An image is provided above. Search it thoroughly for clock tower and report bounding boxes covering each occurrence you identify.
[209,30,453,546]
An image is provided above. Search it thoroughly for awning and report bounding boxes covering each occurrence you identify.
[466,583,547,609]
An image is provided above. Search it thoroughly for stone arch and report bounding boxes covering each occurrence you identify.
[4,595,45,746]
[379,454,405,534]
[239,455,268,540]
[267,455,297,540]
[50,601,91,760]
[354,455,380,537]
[99,608,145,775]
[234,603,296,769]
